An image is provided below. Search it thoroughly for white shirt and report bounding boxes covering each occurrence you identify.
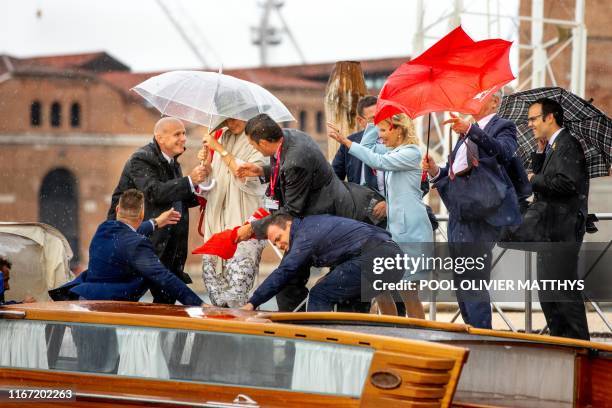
[120,221,137,232]
[548,128,563,148]
[451,113,496,174]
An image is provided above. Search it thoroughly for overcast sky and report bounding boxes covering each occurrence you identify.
[2,0,520,73]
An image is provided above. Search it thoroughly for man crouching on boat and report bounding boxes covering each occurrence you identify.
[56,189,205,307]
[241,213,405,312]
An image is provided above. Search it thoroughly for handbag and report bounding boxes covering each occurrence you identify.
[434,139,508,222]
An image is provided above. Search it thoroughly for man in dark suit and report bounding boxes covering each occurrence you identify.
[108,117,208,304]
[527,98,589,340]
[423,90,525,329]
[241,213,403,312]
[332,96,381,192]
[234,114,384,311]
[70,189,203,306]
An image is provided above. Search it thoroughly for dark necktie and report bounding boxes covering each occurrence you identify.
[170,160,183,215]
[545,143,553,159]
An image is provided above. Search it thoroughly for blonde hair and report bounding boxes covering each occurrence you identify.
[383,113,419,146]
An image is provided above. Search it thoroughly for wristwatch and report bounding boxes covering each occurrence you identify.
[152,218,159,229]
[220,150,229,158]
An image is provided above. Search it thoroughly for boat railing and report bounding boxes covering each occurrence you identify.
[266,213,612,335]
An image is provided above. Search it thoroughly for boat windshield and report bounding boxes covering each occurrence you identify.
[0,319,374,397]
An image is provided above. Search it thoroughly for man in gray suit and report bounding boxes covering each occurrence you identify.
[235,114,384,311]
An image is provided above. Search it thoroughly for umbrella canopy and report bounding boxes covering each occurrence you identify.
[378,26,515,119]
[498,87,611,179]
[373,99,410,124]
[192,227,240,259]
[132,71,295,129]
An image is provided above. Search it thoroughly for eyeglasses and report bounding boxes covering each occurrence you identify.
[527,114,544,124]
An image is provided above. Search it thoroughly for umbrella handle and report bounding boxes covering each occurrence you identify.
[422,113,432,183]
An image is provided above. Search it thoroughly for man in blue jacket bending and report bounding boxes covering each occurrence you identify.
[68,189,203,306]
[241,213,405,312]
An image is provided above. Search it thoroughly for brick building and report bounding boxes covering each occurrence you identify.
[0,52,403,271]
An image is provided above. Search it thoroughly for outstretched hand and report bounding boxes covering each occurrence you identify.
[442,113,471,134]
[240,303,255,311]
[326,122,351,147]
[156,208,181,228]
[236,162,263,178]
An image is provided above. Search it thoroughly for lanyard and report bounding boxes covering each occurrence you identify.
[269,141,283,196]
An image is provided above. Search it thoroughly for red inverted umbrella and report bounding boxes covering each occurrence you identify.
[379,26,515,118]
[374,99,410,125]
[192,226,240,259]
[377,26,514,180]
[192,208,271,259]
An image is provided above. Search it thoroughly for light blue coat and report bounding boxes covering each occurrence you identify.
[349,126,433,244]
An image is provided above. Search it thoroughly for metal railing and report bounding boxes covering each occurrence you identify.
[431,212,612,334]
[264,213,612,333]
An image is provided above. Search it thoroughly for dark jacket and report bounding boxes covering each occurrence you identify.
[436,115,523,242]
[471,115,532,204]
[68,220,202,306]
[332,130,379,191]
[252,129,382,237]
[107,139,198,282]
[530,129,588,242]
[249,215,392,308]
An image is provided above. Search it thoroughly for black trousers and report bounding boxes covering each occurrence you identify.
[152,232,190,305]
[537,243,589,341]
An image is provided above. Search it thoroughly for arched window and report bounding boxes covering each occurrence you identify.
[299,110,307,131]
[50,102,61,127]
[70,102,81,128]
[30,101,42,127]
[316,111,324,133]
[40,168,80,265]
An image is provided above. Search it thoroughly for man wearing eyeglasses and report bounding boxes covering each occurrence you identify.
[527,97,590,340]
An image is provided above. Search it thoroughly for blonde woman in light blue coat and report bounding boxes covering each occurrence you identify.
[328,113,433,317]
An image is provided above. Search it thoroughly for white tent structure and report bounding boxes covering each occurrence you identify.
[0,222,74,303]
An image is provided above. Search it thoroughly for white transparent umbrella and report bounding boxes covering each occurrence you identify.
[132,70,295,129]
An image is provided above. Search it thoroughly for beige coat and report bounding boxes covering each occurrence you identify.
[203,130,268,241]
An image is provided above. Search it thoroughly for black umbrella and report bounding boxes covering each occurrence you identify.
[498,87,611,178]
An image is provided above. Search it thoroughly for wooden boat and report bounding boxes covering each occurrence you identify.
[267,312,612,408]
[0,301,468,407]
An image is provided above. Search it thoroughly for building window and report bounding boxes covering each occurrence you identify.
[50,102,61,127]
[70,102,81,128]
[316,111,324,133]
[299,110,307,131]
[30,101,42,127]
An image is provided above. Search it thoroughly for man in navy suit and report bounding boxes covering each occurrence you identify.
[423,89,529,328]
[68,189,203,306]
[331,96,382,194]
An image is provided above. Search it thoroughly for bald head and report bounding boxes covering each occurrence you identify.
[154,117,184,136]
[154,117,187,157]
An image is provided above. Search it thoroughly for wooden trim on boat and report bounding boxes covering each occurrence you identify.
[266,311,612,352]
[0,302,470,407]
[7,306,468,359]
[0,368,359,408]
[267,312,471,333]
